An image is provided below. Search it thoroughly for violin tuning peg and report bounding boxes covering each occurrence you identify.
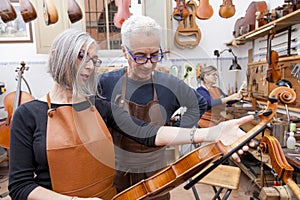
[262,109,273,116]
[268,96,278,104]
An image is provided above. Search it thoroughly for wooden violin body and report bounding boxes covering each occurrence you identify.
[219,0,235,18]
[112,87,296,200]
[0,62,34,149]
[173,0,189,21]
[19,0,37,23]
[196,0,213,20]
[67,0,83,23]
[43,0,59,25]
[114,0,131,28]
[0,0,17,23]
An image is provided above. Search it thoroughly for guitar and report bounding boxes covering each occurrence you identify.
[20,0,37,23]
[196,0,213,20]
[67,0,83,23]
[114,0,131,28]
[112,87,296,200]
[43,0,58,25]
[219,0,235,18]
[0,0,17,23]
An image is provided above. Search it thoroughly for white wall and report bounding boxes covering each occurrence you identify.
[0,0,285,107]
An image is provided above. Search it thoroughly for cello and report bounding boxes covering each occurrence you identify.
[112,86,296,200]
[114,0,131,28]
[0,62,34,149]
[173,0,189,21]
[219,0,235,18]
[196,0,213,20]
[0,0,17,23]
[19,0,37,23]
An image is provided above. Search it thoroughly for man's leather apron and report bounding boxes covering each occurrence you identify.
[46,94,116,199]
[198,87,226,128]
[112,71,170,200]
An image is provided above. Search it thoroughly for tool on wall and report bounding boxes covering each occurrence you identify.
[20,0,37,23]
[0,82,6,96]
[43,0,59,25]
[68,0,83,23]
[0,0,17,23]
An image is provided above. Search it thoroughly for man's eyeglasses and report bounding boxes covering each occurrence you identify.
[125,46,164,65]
[78,50,102,67]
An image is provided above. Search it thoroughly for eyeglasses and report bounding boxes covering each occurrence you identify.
[125,46,164,65]
[78,50,102,67]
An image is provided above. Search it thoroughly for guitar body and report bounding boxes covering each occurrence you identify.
[0,0,17,23]
[20,0,37,23]
[67,0,83,23]
[196,0,213,20]
[219,0,235,18]
[114,0,131,28]
[43,0,59,25]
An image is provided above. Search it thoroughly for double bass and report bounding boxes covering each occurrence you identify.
[0,62,34,149]
[219,0,235,18]
[112,86,296,200]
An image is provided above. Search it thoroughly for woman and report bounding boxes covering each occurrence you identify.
[8,29,253,200]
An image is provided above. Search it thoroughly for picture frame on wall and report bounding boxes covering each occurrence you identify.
[0,2,33,43]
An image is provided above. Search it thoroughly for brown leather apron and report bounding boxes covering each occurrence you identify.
[112,71,170,199]
[198,87,226,128]
[46,94,116,199]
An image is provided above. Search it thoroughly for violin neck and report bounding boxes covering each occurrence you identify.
[13,73,23,112]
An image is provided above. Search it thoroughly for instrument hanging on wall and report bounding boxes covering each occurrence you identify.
[175,0,201,49]
[112,86,296,200]
[173,0,189,21]
[114,0,131,28]
[0,62,34,149]
[67,0,83,23]
[196,0,213,20]
[43,0,59,25]
[219,0,235,18]
[266,30,282,83]
[0,0,17,23]
[19,0,37,23]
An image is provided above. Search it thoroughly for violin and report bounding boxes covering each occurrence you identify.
[259,136,300,198]
[196,0,213,20]
[0,62,34,149]
[266,31,282,83]
[114,0,131,28]
[0,0,17,23]
[67,0,83,23]
[219,0,235,18]
[19,0,37,23]
[43,0,59,25]
[112,86,296,200]
[173,0,189,21]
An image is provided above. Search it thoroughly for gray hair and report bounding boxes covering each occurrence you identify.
[200,65,217,81]
[48,29,98,97]
[121,15,162,48]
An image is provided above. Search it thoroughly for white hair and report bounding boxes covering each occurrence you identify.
[121,15,162,48]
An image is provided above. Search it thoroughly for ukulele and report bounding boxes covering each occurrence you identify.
[67,0,83,23]
[114,0,131,28]
[0,0,17,23]
[43,0,58,25]
[112,86,296,200]
[19,0,37,23]
[196,0,213,20]
[219,0,235,18]
[173,0,189,21]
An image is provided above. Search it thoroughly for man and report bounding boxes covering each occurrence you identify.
[98,15,207,199]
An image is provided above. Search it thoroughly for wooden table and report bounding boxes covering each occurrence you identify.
[283,148,300,169]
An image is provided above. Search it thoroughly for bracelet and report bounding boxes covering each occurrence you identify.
[190,126,197,144]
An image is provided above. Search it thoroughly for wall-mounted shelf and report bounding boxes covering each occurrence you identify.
[226,9,300,46]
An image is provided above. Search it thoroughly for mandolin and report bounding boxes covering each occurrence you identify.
[196,0,213,20]
[0,0,17,23]
[112,86,296,200]
[67,0,83,23]
[43,0,59,25]
[173,0,189,21]
[219,0,235,18]
[114,0,131,28]
[19,0,37,23]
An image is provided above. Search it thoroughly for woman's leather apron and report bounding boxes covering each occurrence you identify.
[46,94,116,199]
[112,71,170,199]
[198,87,226,128]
